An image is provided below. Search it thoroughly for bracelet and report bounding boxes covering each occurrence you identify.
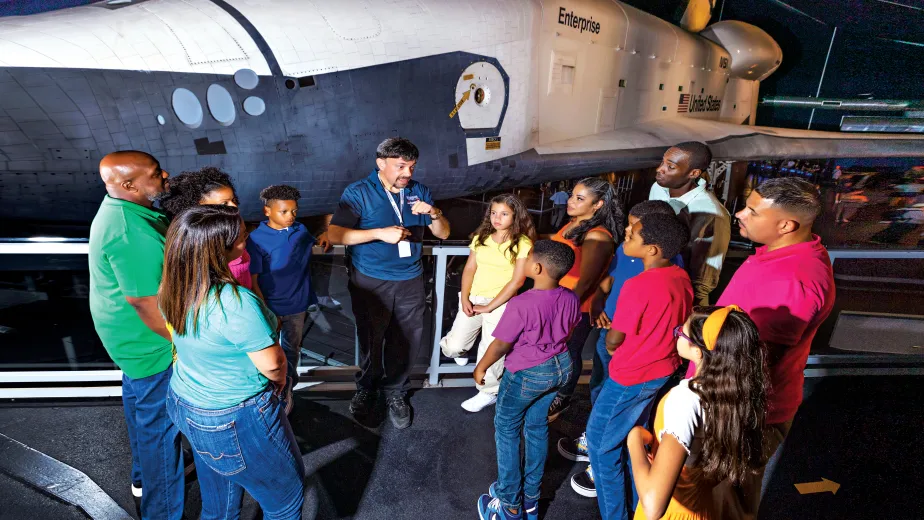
[430,209,443,220]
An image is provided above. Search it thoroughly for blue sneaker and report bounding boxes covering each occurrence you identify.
[487,483,536,519]
[478,494,523,520]
[523,498,539,520]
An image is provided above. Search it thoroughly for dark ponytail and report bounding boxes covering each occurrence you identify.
[563,177,624,246]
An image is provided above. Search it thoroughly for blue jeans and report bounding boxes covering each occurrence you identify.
[167,386,305,520]
[586,376,669,520]
[122,365,184,519]
[589,332,612,405]
[494,352,573,510]
[279,312,307,390]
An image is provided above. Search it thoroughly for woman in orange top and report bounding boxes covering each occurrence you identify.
[627,306,768,520]
[548,177,623,420]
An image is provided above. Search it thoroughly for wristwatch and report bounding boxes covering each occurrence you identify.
[430,208,443,220]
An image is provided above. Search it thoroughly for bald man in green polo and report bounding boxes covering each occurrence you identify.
[88,151,184,519]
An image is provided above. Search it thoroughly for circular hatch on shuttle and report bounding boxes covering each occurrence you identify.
[453,61,506,132]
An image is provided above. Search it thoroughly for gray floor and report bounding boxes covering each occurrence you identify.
[2,377,923,520]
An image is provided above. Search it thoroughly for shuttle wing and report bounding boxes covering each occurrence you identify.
[535,119,924,162]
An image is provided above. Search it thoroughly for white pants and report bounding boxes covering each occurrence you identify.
[439,292,507,395]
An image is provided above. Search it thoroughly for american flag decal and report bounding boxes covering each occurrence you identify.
[677,94,691,113]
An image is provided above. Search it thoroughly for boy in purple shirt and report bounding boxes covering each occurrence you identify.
[474,240,582,520]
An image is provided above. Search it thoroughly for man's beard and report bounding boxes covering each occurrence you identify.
[147,190,169,204]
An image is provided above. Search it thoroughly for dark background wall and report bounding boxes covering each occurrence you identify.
[3,0,923,132]
[622,0,924,130]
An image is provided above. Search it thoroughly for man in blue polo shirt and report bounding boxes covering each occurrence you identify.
[329,137,450,428]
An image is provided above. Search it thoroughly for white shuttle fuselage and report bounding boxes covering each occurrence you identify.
[0,0,918,222]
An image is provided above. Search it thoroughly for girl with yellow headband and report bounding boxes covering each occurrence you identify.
[626,306,768,520]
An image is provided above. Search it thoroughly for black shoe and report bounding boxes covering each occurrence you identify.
[386,395,411,429]
[570,465,597,498]
[350,388,377,417]
[547,394,571,423]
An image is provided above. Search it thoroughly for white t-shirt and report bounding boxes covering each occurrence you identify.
[659,379,705,468]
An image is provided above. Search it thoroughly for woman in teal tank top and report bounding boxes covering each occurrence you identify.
[160,205,305,519]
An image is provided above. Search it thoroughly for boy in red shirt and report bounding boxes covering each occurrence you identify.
[585,213,693,520]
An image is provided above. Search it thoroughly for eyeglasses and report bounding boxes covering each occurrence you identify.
[673,325,701,347]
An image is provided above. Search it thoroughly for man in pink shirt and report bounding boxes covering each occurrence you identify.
[712,177,836,519]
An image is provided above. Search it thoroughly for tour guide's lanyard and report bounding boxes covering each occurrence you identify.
[381,175,412,257]
[382,179,404,226]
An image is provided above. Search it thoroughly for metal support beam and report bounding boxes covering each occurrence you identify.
[0,433,132,519]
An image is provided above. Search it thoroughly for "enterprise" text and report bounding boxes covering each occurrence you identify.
[558,7,601,34]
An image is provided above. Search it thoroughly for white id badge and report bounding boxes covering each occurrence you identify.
[398,240,412,258]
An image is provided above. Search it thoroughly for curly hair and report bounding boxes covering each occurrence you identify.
[260,185,301,206]
[687,306,769,485]
[563,177,624,246]
[160,167,238,217]
[531,240,575,281]
[638,213,689,260]
[471,194,537,264]
[628,200,675,219]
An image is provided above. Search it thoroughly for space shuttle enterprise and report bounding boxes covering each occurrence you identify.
[1,0,922,222]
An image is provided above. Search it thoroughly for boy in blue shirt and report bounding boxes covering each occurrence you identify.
[559,200,685,498]
[246,185,315,408]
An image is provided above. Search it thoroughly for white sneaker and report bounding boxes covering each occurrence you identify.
[461,391,497,412]
[454,357,469,366]
[131,483,143,498]
[317,296,342,310]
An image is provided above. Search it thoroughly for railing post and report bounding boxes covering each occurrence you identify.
[429,248,449,387]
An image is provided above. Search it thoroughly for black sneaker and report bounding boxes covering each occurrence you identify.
[386,395,411,429]
[557,432,589,462]
[547,394,571,422]
[350,388,376,417]
[570,465,596,498]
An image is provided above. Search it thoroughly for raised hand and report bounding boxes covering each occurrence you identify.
[410,200,433,216]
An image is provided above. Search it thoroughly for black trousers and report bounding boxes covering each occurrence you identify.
[558,312,594,398]
[349,268,425,397]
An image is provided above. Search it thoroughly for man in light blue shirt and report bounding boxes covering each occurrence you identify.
[649,142,730,306]
[550,185,570,229]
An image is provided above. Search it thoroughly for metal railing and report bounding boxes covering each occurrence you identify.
[1,240,923,397]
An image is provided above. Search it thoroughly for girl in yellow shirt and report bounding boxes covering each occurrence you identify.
[440,194,537,412]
